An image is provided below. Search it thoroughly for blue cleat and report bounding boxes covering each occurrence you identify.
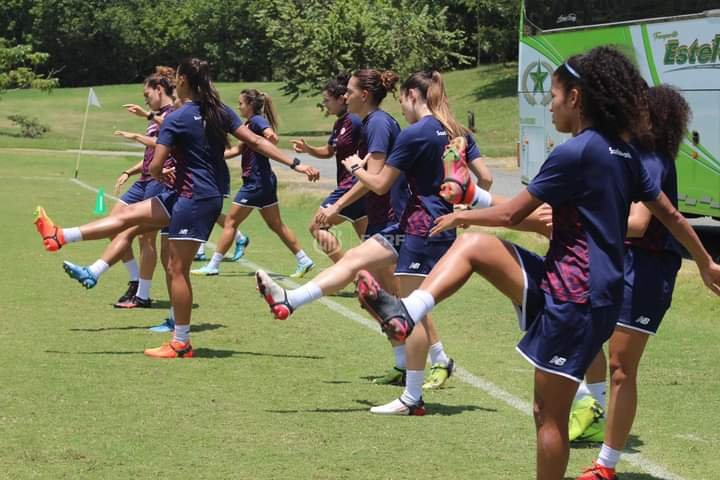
[149,317,175,333]
[289,259,314,278]
[193,252,207,262]
[230,234,250,262]
[191,264,219,276]
[62,261,98,289]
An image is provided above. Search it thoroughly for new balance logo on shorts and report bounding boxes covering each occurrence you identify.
[549,355,567,366]
[240,198,248,203]
[179,229,189,235]
[409,262,421,270]
[635,316,651,325]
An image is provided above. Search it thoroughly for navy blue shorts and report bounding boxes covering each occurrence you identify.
[517,294,620,383]
[373,224,451,276]
[617,247,681,335]
[156,191,222,242]
[322,187,367,223]
[511,244,546,331]
[120,179,167,205]
[233,175,278,209]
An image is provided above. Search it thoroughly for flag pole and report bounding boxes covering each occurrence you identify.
[74,90,92,179]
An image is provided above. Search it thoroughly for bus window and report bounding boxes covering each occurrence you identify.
[525,0,720,31]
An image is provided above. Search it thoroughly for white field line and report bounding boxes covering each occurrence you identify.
[69,177,686,480]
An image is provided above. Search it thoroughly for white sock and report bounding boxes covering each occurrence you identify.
[208,252,224,270]
[393,345,407,370]
[586,382,607,410]
[286,281,323,309]
[62,227,83,244]
[597,443,621,469]
[236,231,247,242]
[173,324,190,344]
[137,278,152,300]
[123,259,139,282]
[400,370,424,405]
[429,341,450,366]
[87,259,109,279]
[168,307,174,321]
[196,243,205,255]
[401,290,435,325]
[295,250,311,264]
[471,187,492,209]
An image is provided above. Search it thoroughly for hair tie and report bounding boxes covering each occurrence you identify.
[563,62,582,79]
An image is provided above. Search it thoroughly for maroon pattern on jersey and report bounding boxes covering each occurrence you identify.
[399,179,433,236]
[541,204,590,303]
[332,114,361,189]
[140,105,175,184]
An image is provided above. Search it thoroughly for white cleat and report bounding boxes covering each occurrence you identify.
[369,398,425,416]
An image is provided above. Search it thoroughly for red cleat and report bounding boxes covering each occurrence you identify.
[255,269,293,320]
[576,461,617,480]
[144,341,193,359]
[439,136,476,205]
[34,206,65,251]
[355,270,414,342]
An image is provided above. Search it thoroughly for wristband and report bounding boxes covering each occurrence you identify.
[350,164,362,173]
[290,157,301,170]
[146,111,155,121]
[122,171,130,177]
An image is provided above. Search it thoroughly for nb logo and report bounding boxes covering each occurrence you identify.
[194,115,202,121]
[179,229,189,235]
[635,316,651,325]
[409,262,421,270]
[240,198,248,203]
[608,147,631,159]
[549,355,567,366]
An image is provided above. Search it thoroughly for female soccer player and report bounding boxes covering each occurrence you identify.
[192,89,315,277]
[293,74,367,262]
[109,67,177,309]
[255,70,485,393]
[575,85,693,480]
[34,58,320,358]
[351,48,720,479]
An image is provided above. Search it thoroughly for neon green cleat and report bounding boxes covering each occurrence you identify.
[372,366,406,386]
[423,358,455,389]
[569,395,605,442]
[289,259,314,278]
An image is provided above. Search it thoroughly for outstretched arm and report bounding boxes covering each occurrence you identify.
[644,192,720,295]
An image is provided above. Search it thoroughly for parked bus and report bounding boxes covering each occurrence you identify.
[519,1,720,218]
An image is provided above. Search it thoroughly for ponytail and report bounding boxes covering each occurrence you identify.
[241,89,279,132]
[401,70,469,139]
[177,58,230,148]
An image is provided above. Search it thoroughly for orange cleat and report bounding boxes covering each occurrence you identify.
[144,341,193,359]
[34,206,65,251]
[439,136,476,205]
[576,461,617,480]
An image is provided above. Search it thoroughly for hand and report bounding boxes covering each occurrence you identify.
[161,166,176,185]
[113,171,130,196]
[700,261,720,297]
[537,203,553,228]
[122,104,149,118]
[453,204,471,229]
[315,204,340,225]
[430,212,461,237]
[114,130,136,141]
[291,138,308,153]
[341,153,368,174]
[297,164,320,182]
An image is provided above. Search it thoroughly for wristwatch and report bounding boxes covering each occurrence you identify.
[146,111,156,121]
[291,157,301,170]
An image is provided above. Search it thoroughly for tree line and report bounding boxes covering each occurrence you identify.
[0,0,518,96]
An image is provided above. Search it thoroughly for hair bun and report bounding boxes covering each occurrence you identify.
[380,70,400,92]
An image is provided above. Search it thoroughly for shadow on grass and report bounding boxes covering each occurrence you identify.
[328,291,357,299]
[0,130,22,138]
[150,300,198,309]
[45,347,322,359]
[571,434,644,452]
[264,400,495,416]
[69,322,225,333]
[471,74,517,100]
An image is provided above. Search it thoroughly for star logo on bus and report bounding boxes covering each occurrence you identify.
[522,60,554,106]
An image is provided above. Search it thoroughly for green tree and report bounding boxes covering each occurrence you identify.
[0,38,58,94]
[257,0,471,99]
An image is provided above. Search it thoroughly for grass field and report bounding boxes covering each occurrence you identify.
[0,147,718,480]
[0,64,519,157]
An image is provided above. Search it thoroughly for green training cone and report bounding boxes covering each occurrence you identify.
[93,187,107,216]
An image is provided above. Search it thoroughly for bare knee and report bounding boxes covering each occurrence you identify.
[609,358,636,388]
